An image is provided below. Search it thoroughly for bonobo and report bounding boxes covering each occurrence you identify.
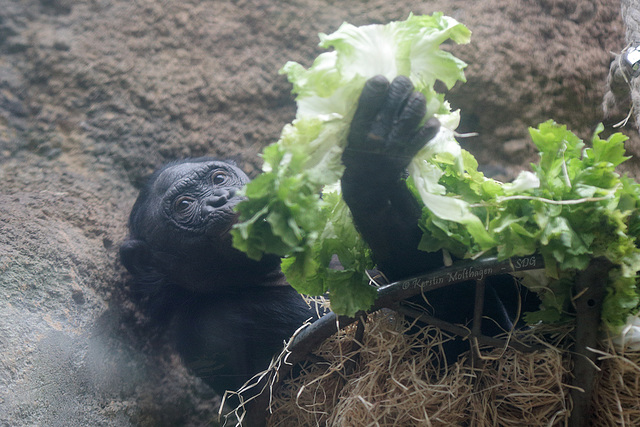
[120,75,535,394]
[120,159,318,393]
[342,76,538,344]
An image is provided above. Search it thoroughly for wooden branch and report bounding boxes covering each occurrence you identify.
[395,304,542,354]
[243,254,546,423]
[472,278,486,338]
[568,257,612,427]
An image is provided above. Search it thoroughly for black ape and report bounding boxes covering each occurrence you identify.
[120,76,534,395]
[120,159,317,393]
[342,75,442,280]
[342,76,536,343]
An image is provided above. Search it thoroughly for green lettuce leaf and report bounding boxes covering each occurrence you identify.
[233,13,640,329]
[413,119,640,330]
[232,13,471,316]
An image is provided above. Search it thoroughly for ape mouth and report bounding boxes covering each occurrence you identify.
[204,206,240,238]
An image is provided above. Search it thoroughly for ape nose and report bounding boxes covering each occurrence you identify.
[204,189,235,209]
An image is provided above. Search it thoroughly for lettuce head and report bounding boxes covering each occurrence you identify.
[231,14,640,332]
[231,13,471,316]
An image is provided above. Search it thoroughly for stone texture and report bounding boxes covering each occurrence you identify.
[0,0,632,424]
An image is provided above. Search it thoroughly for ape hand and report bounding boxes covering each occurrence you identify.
[342,75,440,179]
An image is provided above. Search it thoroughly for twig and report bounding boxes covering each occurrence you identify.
[568,257,612,427]
[244,254,547,423]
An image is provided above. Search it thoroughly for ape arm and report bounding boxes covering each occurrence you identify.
[341,76,442,281]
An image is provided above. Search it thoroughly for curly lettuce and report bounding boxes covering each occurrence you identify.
[231,14,640,331]
[413,121,640,330]
[231,13,471,316]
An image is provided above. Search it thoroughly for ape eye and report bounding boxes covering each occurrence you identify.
[211,171,228,185]
[173,196,195,213]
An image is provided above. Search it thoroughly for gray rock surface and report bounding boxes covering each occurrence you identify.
[0,0,631,425]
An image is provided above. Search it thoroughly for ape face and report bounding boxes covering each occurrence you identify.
[121,158,281,293]
[143,159,249,238]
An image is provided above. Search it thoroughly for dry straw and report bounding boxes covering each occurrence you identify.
[591,342,640,426]
[254,311,640,427]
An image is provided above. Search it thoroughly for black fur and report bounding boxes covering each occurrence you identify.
[120,76,538,394]
[341,76,538,353]
[120,158,316,392]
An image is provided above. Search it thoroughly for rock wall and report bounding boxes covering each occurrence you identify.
[0,0,630,425]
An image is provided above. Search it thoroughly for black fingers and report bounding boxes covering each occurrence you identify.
[410,117,440,152]
[349,75,390,147]
[387,91,427,144]
[369,76,415,141]
[346,75,439,167]
[383,76,415,117]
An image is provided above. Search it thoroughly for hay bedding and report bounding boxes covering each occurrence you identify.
[592,347,640,426]
[256,312,640,427]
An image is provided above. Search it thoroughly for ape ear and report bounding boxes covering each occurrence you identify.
[119,239,152,275]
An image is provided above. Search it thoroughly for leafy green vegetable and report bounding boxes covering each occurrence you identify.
[233,13,640,330]
[413,120,640,330]
[232,13,471,316]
